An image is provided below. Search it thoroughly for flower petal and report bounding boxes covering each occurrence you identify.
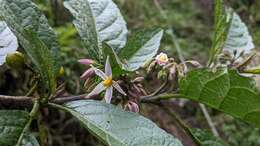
[92,66,106,80]
[80,68,95,80]
[0,55,6,65]
[105,56,112,77]
[104,86,113,103]
[112,81,126,96]
[87,82,106,98]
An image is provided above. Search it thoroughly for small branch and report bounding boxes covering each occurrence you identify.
[51,94,88,104]
[199,104,219,137]
[141,80,168,99]
[0,95,34,107]
[0,94,88,108]
[141,93,182,103]
[16,100,40,146]
[26,81,38,96]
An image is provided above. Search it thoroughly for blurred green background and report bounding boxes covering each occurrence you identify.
[1,0,260,145]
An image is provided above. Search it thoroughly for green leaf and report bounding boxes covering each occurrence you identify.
[179,68,260,128]
[64,0,128,60]
[208,0,232,66]
[0,0,61,93]
[191,129,228,146]
[50,100,183,146]
[102,43,127,77]
[22,133,39,146]
[118,28,164,71]
[0,110,30,146]
[223,12,255,56]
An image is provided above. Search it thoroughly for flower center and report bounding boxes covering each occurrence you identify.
[103,77,113,87]
[159,55,167,62]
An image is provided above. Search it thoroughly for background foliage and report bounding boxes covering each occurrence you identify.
[0,0,260,145]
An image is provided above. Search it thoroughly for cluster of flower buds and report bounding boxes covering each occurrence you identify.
[124,101,139,113]
[125,77,147,113]
[78,58,96,90]
[128,77,147,99]
[147,52,202,80]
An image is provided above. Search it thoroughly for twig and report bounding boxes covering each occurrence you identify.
[0,94,88,108]
[51,94,88,104]
[0,95,34,107]
[26,82,38,96]
[16,99,40,146]
[141,80,168,100]
[141,93,182,103]
[199,104,219,137]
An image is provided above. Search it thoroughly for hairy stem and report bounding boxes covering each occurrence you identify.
[26,81,38,96]
[16,100,40,146]
[199,104,219,137]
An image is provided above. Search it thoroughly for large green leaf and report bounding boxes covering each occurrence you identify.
[0,110,30,146]
[179,68,260,128]
[50,100,182,146]
[191,129,228,146]
[0,0,61,93]
[102,43,127,77]
[118,29,163,71]
[223,12,254,56]
[64,0,128,60]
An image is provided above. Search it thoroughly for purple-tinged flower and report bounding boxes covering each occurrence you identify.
[78,59,95,66]
[155,52,169,66]
[86,57,127,103]
[125,101,139,113]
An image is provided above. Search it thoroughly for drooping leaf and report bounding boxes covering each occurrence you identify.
[118,29,163,71]
[223,12,255,57]
[50,100,183,146]
[0,21,18,65]
[0,0,61,93]
[64,0,128,60]
[179,68,260,128]
[0,110,30,146]
[191,129,229,146]
[21,133,39,146]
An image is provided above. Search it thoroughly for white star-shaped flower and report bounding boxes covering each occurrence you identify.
[87,57,127,103]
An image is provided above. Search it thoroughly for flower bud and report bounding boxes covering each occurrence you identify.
[132,77,144,83]
[185,60,202,68]
[155,52,169,66]
[78,59,95,65]
[6,51,25,69]
[125,101,139,113]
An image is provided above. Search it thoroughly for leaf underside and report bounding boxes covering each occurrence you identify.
[0,110,30,146]
[224,12,254,56]
[52,100,183,146]
[180,68,260,128]
[64,0,128,60]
